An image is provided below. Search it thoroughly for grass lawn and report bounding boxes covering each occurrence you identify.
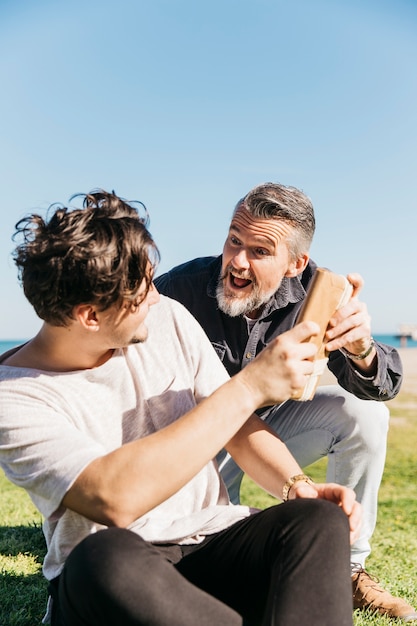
[1,385,416,624]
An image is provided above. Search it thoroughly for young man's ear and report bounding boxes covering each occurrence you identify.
[285,254,309,278]
[73,304,100,332]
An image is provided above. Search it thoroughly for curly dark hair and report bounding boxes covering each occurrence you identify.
[12,189,160,326]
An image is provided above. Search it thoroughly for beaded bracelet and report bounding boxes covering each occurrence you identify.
[282,474,314,502]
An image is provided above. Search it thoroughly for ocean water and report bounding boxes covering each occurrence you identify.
[1,335,417,356]
[374,334,417,349]
[0,339,28,355]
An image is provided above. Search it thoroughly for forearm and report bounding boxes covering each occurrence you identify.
[225,415,303,501]
[63,375,261,526]
[63,321,319,525]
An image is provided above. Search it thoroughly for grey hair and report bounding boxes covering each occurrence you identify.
[234,182,316,260]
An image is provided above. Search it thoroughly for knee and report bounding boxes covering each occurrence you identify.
[62,528,141,593]
[330,388,390,447]
[347,394,389,425]
[302,500,350,558]
[297,498,348,531]
[270,499,349,538]
[282,499,350,556]
[341,390,389,426]
[347,396,389,446]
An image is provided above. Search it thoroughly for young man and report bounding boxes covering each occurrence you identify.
[155,182,417,622]
[0,190,362,626]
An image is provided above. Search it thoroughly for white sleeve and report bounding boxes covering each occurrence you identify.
[0,376,105,519]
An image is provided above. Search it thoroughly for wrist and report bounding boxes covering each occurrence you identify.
[232,373,263,415]
[282,474,314,502]
[339,337,375,361]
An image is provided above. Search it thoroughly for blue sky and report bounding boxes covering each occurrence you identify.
[1,0,416,339]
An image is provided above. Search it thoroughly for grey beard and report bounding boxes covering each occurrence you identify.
[216,281,274,317]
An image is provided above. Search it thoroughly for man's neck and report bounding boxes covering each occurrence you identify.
[2,326,114,372]
[245,307,263,320]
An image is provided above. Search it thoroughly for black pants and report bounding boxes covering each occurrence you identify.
[50,500,353,626]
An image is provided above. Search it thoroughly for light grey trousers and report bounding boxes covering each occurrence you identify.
[217,385,390,567]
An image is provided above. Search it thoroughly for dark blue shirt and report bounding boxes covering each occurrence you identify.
[155,256,402,401]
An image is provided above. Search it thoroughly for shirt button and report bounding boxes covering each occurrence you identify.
[246,352,252,359]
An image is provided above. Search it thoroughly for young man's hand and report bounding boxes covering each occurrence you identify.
[239,321,320,407]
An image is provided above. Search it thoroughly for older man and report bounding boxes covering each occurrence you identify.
[155,181,416,621]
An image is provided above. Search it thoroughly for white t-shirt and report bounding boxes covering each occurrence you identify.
[0,296,251,580]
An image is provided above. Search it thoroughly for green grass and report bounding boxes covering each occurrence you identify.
[1,389,416,624]
[0,476,46,625]
[241,390,417,625]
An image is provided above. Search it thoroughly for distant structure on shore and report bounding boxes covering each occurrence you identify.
[397,324,417,347]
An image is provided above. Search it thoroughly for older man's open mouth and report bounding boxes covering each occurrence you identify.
[229,273,253,289]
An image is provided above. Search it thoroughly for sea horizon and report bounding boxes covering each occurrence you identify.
[1,334,417,355]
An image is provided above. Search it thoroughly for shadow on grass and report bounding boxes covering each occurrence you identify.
[0,525,48,626]
[0,523,46,557]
